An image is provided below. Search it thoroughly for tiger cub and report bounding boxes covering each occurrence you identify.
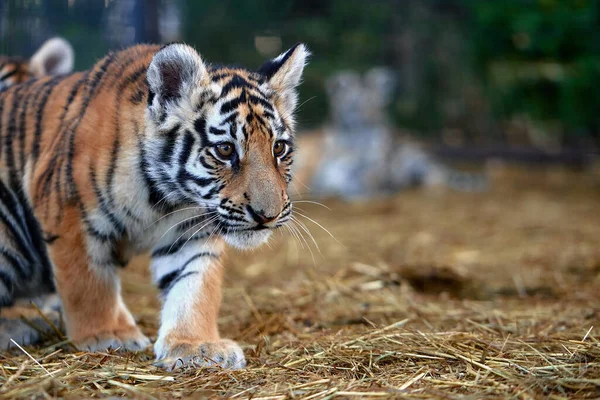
[0,42,309,370]
[294,68,486,199]
[0,37,74,347]
[0,37,74,90]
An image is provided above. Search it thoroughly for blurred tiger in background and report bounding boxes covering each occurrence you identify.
[0,37,74,91]
[294,67,487,200]
[0,41,309,371]
[0,36,74,348]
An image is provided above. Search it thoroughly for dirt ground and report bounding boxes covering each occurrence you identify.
[1,165,599,399]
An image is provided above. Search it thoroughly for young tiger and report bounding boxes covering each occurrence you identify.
[0,37,74,90]
[294,68,486,199]
[0,42,309,370]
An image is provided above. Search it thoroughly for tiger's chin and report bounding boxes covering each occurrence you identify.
[222,229,272,250]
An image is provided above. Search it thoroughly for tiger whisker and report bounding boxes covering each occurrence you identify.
[203,221,226,259]
[289,174,311,196]
[146,207,214,230]
[280,95,316,121]
[293,210,343,247]
[292,200,331,210]
[264,232,274,250]
[175,215,220,254]
[164,214,219,253]
[158,212,218,244]
[150,192,176,212]
[205,220,224,255]
[284,223,303,250]
[290,215,320,254]
[289,219,316,266]
[288,190,319,200]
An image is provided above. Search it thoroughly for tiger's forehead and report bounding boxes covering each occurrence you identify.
[208,67,264,86]
[204,66,287,142]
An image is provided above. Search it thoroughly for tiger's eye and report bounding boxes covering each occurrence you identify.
[273,140,286,157]
[216,143,234,158]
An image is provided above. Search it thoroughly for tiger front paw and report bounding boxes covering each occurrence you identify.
[154,338,246,371]
[73,326,150,352]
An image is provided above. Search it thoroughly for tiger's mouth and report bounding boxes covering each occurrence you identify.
[217,209,288,249]
[222,228,272,249]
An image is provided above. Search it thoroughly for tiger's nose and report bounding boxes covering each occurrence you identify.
[247,205,279,225]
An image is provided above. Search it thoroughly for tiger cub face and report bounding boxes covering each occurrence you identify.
[0,37,74,90]
[325,67,396,130]
[145,43,309,249]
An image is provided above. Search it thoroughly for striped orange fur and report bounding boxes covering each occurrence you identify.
[0,42,309,369]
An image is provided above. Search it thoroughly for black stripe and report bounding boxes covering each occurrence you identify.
[221,213,246,222]
[43,234,60,244]
[36,73,89,205]
[0,95,4,156]
[151,236,215,258]
[220,89,247,114]
[157,252,219,293]
[176,131,193,173]
[19,85,35,176]
[221,74,253,96]
[118,65,147,91]
[0,69,18,82]
[5,84,26,189]
[177,131,214,190]
[201,184,224,200]
[65,52,119,199]
[199,155,213,170]
[162,271,197,294]
[157,269,181,291]
[0,269,14,297]
[32,77,61,162]
[0,248,29,279]
[231,119,240,141]
[205,151,226,167]
[139,138,169,209]
[0,180,30,243]
[89,164,126,235]
[160,124,181,163]
[0,172,62,291]
[219,204,245,215]
[194,117,208,144]
[129,89,145,104]
[258,43,301,79]
[0,205,34,265]
[209,127,226,135]
[221,113,238,127]
[58,72,89,130]
[248,94,274,112]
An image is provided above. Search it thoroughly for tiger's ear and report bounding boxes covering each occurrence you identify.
[29,37,74,78]
[258,43,310,115]
[147,43,206,113]
[326,71,360,99]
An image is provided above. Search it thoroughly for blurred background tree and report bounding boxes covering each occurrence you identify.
[0,0,598,153]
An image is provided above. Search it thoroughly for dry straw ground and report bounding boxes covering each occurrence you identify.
[0,166,599,399]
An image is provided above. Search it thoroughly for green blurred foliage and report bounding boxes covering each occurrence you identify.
[468,0,600,137]
[1,0,599,143]
[180,0,394,128]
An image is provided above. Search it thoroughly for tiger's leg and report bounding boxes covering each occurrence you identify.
[0,179,60,348]
[151,239,245,370]
[0,293,62,349]
[47,208,149,351]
